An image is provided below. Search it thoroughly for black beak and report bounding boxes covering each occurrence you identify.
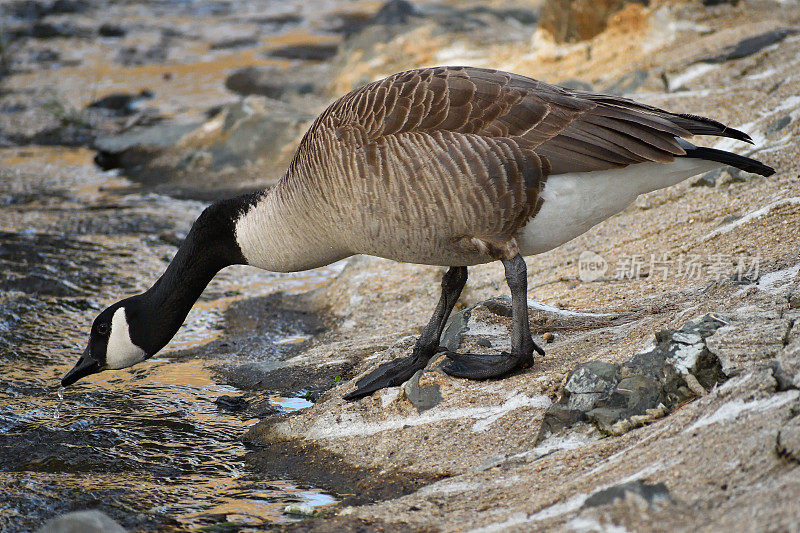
[62,348,102,387]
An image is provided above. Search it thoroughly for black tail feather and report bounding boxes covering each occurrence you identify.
[672,113,754,144]
[682,146,775,176]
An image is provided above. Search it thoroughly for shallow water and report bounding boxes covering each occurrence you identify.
[0,147,341,531]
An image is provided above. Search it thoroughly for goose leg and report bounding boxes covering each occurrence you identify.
[343,266,468,401]
[442,253,544,379]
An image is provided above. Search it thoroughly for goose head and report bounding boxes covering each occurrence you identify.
[62,295,162,386]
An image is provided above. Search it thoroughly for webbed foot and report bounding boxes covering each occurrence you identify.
[442,341,543,380]
[343,355,428,401]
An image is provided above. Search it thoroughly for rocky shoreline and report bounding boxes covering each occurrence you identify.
[3,0,800,530]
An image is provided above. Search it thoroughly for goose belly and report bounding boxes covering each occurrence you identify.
[518,159,721,256]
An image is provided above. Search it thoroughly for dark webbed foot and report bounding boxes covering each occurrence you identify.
[441,342,543,380]
[344,266,468,401]
[443,253,544,381]
[343,355,428,401]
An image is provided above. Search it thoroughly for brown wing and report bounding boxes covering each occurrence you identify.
[285,66,748,244]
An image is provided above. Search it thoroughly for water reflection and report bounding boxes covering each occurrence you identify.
[0,146,342,531]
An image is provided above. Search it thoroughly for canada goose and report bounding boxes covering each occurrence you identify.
[62,66,774,400]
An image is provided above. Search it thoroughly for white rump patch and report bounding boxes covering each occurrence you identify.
[518,159,722,256]
[106,307,147,370]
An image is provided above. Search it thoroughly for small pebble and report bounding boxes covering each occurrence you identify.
[284,504,319,517]
[476,338,492,348]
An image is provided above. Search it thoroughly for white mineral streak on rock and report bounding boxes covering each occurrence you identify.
[303,394,551,439]
[702,197,800,241]
[757,263,800,295]
[527,299,613,317]
[687,390,800,431]
[466,464,668,532]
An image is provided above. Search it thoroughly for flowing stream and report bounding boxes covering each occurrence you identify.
[0,146,340,531]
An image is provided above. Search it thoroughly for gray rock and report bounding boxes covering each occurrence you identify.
[266,44,339,61]
[615,375,662,413]
[30,21,91,39]
[94,123,199,155]
[586,407,629,433]
[537,404,586,442]
[403,370,443,412]
[700,28,799,63]
[117,44,168,66]
[543,313,729,437]
[440,307,471,352]
[209,37,258,50]
[779,338,800,386]
[224,65,327,99]
[776,416,800,463]
[706,319,791,374]
[682,313,732,338]
[206,97,313,171]
[35,510,126,533]
[482,296,513,317]
[717,167,751,186]
[768,361,797,392]
[788,286,800,309]
[565,361,619,411]
[765,115,792,137]
[603,70,649,95]
[98,23,126,38]
[87,89,154,116]
[372,0,420,26]
[582,481,671,509]
[691,168,723,187]
[565,361,620,394]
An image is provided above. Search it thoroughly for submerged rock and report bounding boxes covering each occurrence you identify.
[215,395,249,412]
[35,510,126,533]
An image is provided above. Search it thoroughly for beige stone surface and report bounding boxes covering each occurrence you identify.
[246,2,800,530]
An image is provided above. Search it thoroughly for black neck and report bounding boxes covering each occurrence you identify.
[134,193,261,354]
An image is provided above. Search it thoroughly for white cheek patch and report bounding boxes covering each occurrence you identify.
[106,307,147,370]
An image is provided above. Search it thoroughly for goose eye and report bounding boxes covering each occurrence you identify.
[96,323,110,336]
